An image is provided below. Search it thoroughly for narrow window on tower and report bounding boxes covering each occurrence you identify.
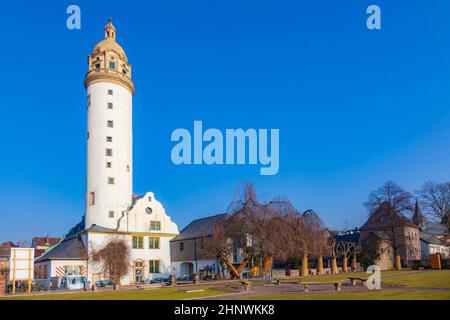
[106,162,112,168]
[87,95,91,108]
[108,211,115,218]
[107,120,113,128]
[106,136,112,142]
[95,63,101,69]
[108,89,113,95]
[89,192,95,206]
[109,61,115,69]
[107,102,113,109]
[107,177,115,185]
[126,165,130,172]
[106,148,113,156]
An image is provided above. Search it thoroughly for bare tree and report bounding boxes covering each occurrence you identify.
[417,181,450,231]
[208,182,330,278]
[336,241,355,273]
[364,180,414,216]
[328,238,339,274]
[364,181,413,270]
[211,182,312,278]
[351,244,361,271]
[300,210,327,276]
[91,238,131,287]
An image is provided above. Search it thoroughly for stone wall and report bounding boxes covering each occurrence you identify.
[0,270,8,295]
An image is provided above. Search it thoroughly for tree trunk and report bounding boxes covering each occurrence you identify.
[317,255,324,275]
[301,254,309,276]
[331,255,338,274]
[395,255,401,271]
[262,256,273,279]
[351,255,357,271]
[343,255,348,273]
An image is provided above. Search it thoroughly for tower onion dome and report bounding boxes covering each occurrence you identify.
[84,19,134,95]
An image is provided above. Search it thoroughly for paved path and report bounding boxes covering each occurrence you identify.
[199,281,372,300]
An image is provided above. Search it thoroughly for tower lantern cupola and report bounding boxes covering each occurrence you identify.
[84,18,134,95]
[104,18,116,41]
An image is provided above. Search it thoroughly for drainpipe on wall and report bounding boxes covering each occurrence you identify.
[194,238,198,274]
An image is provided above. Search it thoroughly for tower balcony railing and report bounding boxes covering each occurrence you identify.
[84,67,134,94]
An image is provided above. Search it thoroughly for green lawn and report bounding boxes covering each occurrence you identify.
[382,270,450,289]
[0,285,228,300]
[2,270,449,300]
[242,290,450,300]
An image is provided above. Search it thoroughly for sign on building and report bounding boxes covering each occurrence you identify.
[9,248,34,293]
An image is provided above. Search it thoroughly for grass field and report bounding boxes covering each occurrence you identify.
[382,270,450,289]
[0,285,228,300]
[1,270,449,300]
[243,290,450,300]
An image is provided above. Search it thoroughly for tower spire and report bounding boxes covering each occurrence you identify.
[104,18,116,41]
[412,200,425,228]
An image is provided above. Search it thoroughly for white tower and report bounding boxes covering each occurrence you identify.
[84,19,135,229]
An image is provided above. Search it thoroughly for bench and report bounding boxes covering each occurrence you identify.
[348,277,368,286]
[276,277,304,285]
[301,281,342,292]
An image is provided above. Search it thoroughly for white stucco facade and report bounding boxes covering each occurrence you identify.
[85,193,179,284]
[35,259,88,290]
[34,20,179,288]
[82,21,179,285]
[86,81,133,230]
[172,259,219,279]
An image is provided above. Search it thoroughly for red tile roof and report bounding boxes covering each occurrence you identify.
[0,242,17,258]
[32,237,61,247]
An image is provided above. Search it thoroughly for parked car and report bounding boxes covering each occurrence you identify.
[95,279,115,288]
[176,276,194,282]
[60,276,87,290]
[149,277,170,284]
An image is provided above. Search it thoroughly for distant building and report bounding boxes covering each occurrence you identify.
[170,214,229,279]
[0,241,17,267]
[334,228,360,244]
[413,202,450,260]
[34,234,87,288]
[359,202,421,270]
[31,236,61,258]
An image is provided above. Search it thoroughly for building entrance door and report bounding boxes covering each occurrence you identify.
[134,261,144,284]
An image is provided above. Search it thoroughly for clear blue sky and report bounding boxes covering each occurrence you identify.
[1,0,449,243]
